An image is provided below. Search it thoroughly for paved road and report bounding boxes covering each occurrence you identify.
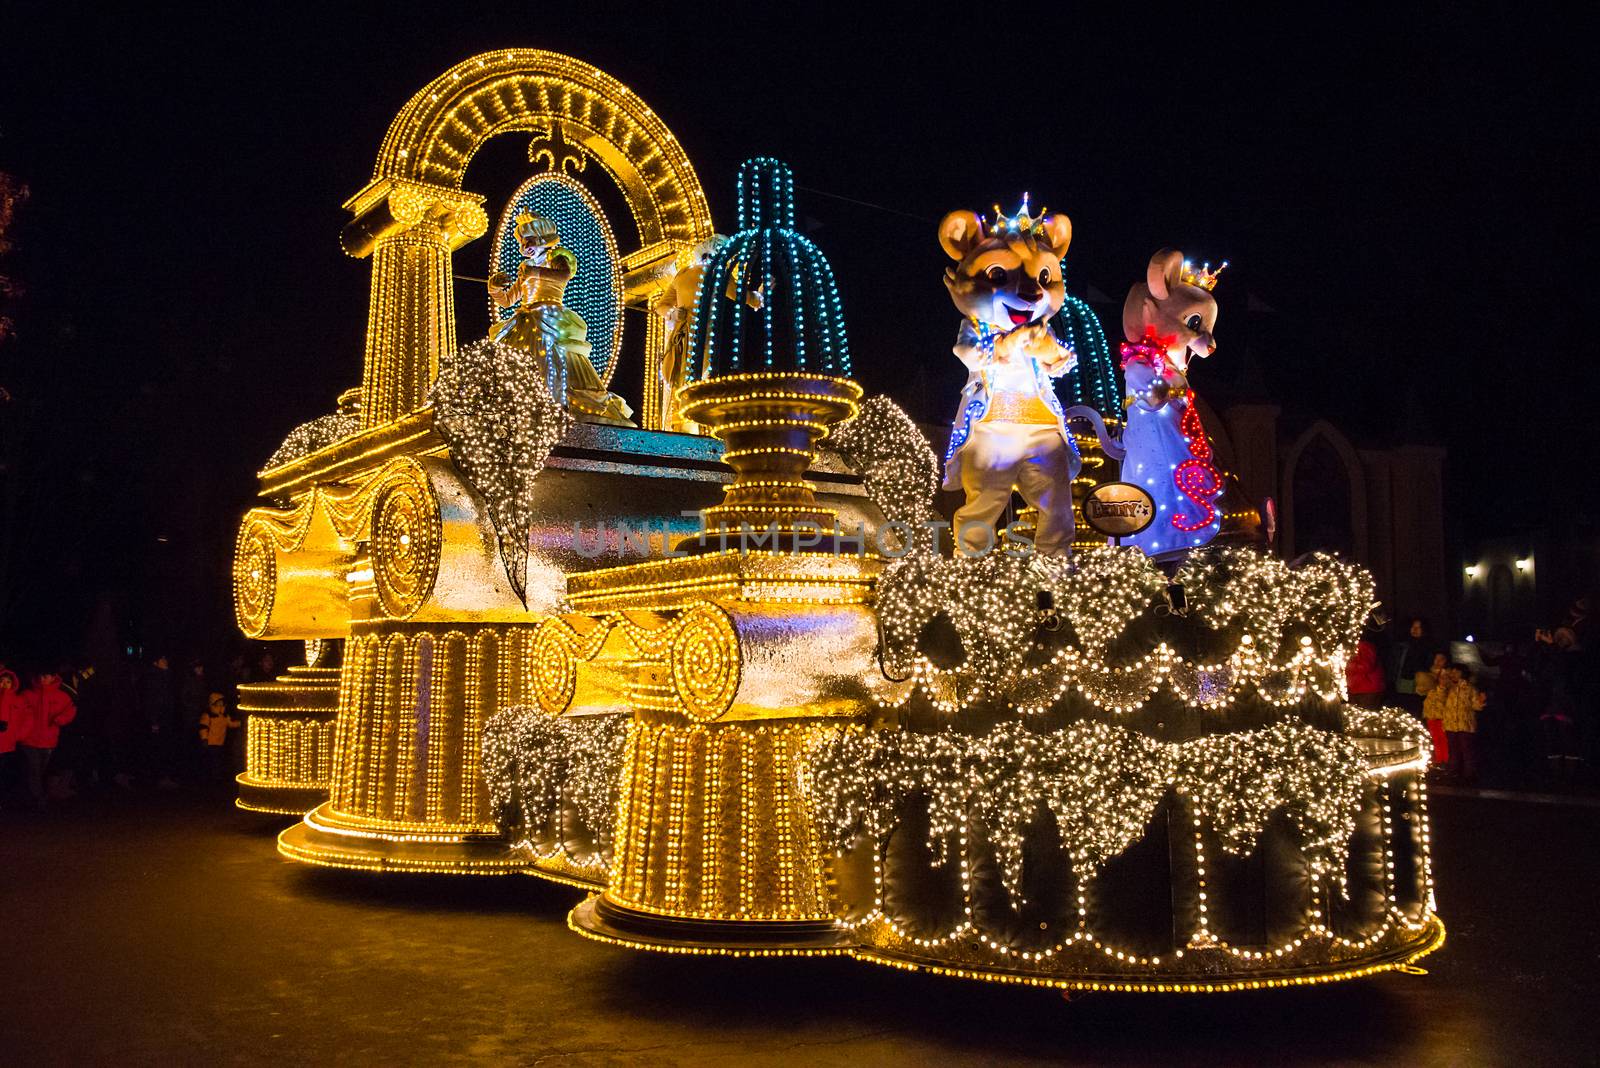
[2,790,1594,1066]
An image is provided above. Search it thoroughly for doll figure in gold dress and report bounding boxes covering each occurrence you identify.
[489,212,634,426]
[651,235,727,433]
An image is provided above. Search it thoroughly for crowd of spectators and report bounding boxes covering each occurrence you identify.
[1350,597,1600,790]
[0,648,280,811]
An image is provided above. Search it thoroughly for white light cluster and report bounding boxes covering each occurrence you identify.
[826,395,941,554]
[876,545,1376,715]
[481,707,629,867]
[1341,703,1432,758]
[974,720,1175,900]
[1037,549,1169,652]
[430,338,572,601]
[806,716,1376,905]
[1175,720,1365,883]
[877,552,1043,687]
[263,411,359,472]
[1172,548,1376,659]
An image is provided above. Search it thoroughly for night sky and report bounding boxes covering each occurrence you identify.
[0,7,1588,659]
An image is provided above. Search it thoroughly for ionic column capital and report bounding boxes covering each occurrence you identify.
[341,178,489,257]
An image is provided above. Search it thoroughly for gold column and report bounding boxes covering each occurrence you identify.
[561,588,882,952]
[359,223,453,424]
[555,378,878,941]
[427,632,466,823]
[641,307,666,432]
[389,638,418,823]
[341,179,489,430]
[278,621,541,875]
[460,634,491,824]
[603,718,837,927]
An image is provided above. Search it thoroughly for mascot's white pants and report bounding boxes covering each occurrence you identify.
[953,422,1079,557]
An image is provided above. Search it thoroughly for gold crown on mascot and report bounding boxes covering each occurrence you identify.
[1179,259,1229,292]
[988,193,1055,238]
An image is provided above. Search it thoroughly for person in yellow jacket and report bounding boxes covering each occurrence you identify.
[1418,652,1448,766]
[1424,663,1486,782]
[198,691,239,786]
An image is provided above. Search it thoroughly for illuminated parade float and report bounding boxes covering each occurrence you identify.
[233,49,1442,991]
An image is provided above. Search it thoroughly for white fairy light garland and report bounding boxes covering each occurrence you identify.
[264,411,359,471]
[482,706,629,869]
[430,338,572,601]
[973,720,1177,899]
[1175,720,1365,883]
[1172,547,1377,659]
[875,545,1376,715]
[806,716,1381,906]
[1036,550,1169,653]
[1342,703,1433,758]
[826,395,941,554]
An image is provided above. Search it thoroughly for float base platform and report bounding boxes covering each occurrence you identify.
[234,775,326,818]
[568,895,853,957]
[277,803,526,875]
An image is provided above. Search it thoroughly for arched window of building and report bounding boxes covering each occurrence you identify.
[1293,436,1353,555]
[1281,421,1368,561]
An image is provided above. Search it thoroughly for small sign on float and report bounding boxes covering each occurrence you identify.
[1082,481,1157,537]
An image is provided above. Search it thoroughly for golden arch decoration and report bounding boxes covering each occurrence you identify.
[344,49,714,430]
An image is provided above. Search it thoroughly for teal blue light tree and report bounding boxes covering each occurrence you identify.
[675,158,861,548]
[1049,293,1121,418]
[687,158,851,379]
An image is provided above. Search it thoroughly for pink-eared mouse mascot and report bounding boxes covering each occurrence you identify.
[1118,249,1226,556]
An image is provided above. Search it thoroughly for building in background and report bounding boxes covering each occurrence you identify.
[1190,397,1450,632]
[1459,526,1600,641]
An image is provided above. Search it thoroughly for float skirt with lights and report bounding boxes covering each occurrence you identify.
[229,47,1440,994]
[553,541,1443,988]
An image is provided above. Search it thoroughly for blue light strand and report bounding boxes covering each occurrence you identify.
[780,232,806,370]
[1049,293,1121,417]
[687,157,851,379]
[761,228,777,368]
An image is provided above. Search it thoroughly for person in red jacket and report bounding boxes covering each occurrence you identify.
[0,667,21,805]
[17,670,76,809]
[1346,638,1387,708]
